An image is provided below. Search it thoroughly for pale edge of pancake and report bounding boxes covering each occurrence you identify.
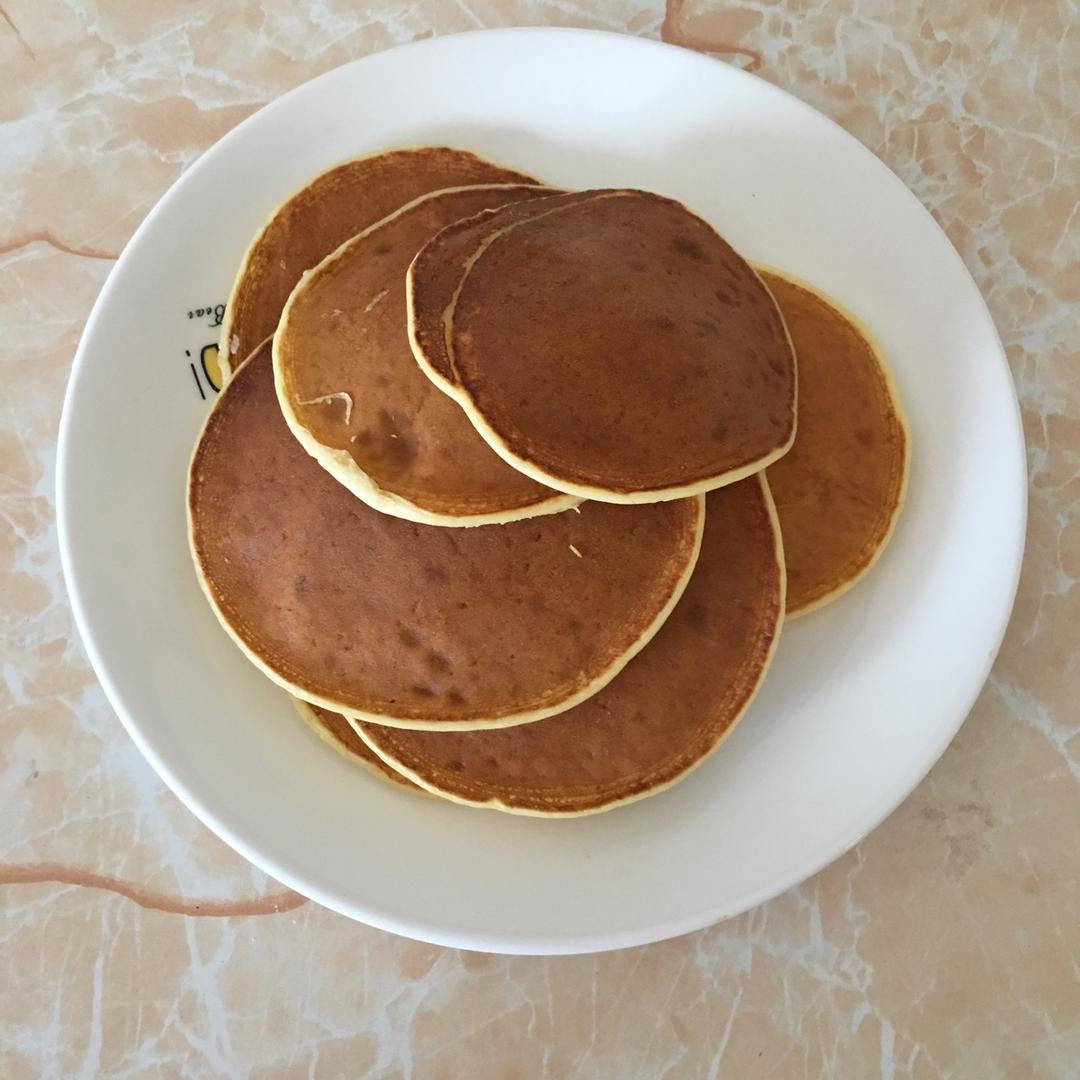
[272,184,581,527]
[187,385,707,730]
[217,209,274,386]
[406,277,464,401]
[436,190,800,504]
[758,265,911,620]
[289,695,429,795]
[351,474,786,816]
[407,226,496,405]
[216,146,538,385]
[404,189,587,404]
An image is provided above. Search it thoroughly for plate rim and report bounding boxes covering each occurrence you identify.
[55,26,1028,954]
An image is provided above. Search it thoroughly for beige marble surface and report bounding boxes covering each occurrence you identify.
[2,1,1078,1076]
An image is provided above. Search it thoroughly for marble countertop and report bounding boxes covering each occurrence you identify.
[3,2,1077,1076]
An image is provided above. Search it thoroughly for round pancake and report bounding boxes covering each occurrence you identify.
[275,185,577,525]
[356,474,784,815]
[762,271,909,616]
[445,189,797,502]
[291,697,421,792]
[218,147,536,381]
[406,190,598,395]
[188,341,705,730]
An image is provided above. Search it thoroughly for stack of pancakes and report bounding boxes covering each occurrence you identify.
[188,147,908,816]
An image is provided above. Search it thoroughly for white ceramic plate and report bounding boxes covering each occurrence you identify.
[57,29,1025,954]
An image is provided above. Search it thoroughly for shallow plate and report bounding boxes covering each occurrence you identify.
[57,29,1025,954]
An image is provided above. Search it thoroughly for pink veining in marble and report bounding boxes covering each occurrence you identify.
[2,1,1077,1076]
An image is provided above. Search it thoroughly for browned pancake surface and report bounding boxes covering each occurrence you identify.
[407,190,594,388]
[301,702,419,790]
[276,185,564,519]
[449,190,796,498]
[189,343,704,728]
[221,147,535,375]
[763,272,908,615]
[358,475,783,814]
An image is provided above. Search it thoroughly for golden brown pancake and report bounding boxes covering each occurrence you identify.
[291,697,421,792]
[275,185,577,525]
[445,189,797,502]
[188,341,705,730]
[218,147,536,381]
[762,271,908,616]
[406,190,597,394]
[356,474,784,815]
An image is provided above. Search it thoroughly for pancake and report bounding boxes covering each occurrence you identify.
[218,147,536,381]
[356,474,784,815]
[188,341,705,730]
[274,185,577,526]
[761,271,909,616]
[291,697,421,792]
[406,190,599,395]
[444,189,797,502]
